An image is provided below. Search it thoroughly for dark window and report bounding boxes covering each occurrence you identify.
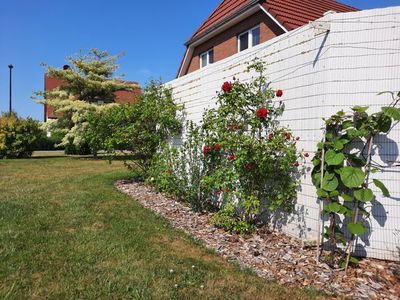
[239,32,249,51]
[252,27,260,46]
[209,49,214,64]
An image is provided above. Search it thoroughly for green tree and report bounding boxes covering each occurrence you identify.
[35,48,136,154]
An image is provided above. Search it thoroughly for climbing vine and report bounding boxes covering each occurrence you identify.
[312,91,400,269]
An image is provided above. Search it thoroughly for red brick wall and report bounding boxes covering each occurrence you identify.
[185,11,284,75]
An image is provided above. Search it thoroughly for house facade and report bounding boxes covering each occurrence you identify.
[43,68,140,121]
[177,0,358,77]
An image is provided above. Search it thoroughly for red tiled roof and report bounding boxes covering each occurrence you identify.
[190,0,250,41]
[262,0,358,31]
[189,0,358,42]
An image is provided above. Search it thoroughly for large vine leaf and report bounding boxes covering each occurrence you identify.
[324,202,342,213]
[347,222,367,235]
[354,188,374,202]
[373,179,390,197]
[341,193,354,202]
[325,150,345,166]
[317,188,328,198]
[333,139,349,151]
[382,107,400,121]
[376,113,392,133]
[322,173,339,192]
[340,167,365,188]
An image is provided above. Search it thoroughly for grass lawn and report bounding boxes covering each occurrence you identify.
[0,157,326,299]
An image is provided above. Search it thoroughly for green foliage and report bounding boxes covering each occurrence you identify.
[86,81,182,171]
[150,59,303,232]
[35,48,135,153]
[312,93,398,268]
[0,112,43,159]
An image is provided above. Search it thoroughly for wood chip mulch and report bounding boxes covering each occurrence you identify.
[116,180,400,300]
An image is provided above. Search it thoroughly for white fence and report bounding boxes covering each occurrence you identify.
[167,7,400,261]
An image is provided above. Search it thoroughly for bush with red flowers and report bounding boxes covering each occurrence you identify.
[150,59,304,233]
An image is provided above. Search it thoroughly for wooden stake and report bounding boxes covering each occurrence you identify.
[316,132,326,265]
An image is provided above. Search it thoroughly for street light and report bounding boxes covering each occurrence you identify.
[8,64,13,114]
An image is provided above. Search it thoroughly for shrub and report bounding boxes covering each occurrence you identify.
[86,80,182,171]
[0,112,42,159]
[150,60,304,233]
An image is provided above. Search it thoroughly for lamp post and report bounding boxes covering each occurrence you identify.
[8,64,13,114]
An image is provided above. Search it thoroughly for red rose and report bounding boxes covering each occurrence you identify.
[276,89,283,97]
[268,133,274,141]
[304,152,310,158]
[293,161,300,167]
[225,188,230,193]
[165,169,173,174]
[213,143,221,151]
[222,81,232,92]
[257,107,268,120]
[203,145,211,155]
[229,154,235,161]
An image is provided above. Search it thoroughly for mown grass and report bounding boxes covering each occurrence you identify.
[0,157,327,299]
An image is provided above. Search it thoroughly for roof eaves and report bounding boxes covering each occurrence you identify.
[185,0,261,46]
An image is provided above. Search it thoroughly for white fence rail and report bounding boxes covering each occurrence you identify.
[167,7,400,261]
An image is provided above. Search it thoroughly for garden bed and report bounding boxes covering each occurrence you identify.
[116,180,400,300]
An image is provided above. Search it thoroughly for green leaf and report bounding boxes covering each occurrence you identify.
[333,139,349,151]
[342,120,353,129]
[322,173,339,192]
[317,142,325,150]
[371,167,379,174]
[317,188,328,198]
[373,179,390,197]
[347,222,367,235]
[352,106,369,113]
[329,190,339,197]
[341,193,354,202]
[325,150,345,166]
[312,172,321,187]
[349,256,360,265]
[354,188,374,202]
[376,113,392,133]
[312,157,321,167]
[340,167,365,188]
[347,154,365,168]
[324,202,342,213]
[382,107,400,121]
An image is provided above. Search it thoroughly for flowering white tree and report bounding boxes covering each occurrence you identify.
[36,48,136,154]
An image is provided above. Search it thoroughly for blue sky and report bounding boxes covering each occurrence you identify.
[0,0,398,120]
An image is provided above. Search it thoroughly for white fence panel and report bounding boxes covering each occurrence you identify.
[166,7,400,261]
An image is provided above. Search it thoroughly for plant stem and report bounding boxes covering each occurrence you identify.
[316,132,326,265]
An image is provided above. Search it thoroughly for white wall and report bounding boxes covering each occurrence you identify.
[167,7,400,261]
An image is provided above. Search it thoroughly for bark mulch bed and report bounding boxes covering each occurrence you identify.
[116,180,400,300]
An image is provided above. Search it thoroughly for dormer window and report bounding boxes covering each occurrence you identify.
[200,49,214,68]
[238,26,260,52]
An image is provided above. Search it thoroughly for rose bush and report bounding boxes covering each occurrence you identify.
[149,59,304,233]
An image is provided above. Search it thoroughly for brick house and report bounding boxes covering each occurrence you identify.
[177,0,358,77]
[43,68,141,121]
